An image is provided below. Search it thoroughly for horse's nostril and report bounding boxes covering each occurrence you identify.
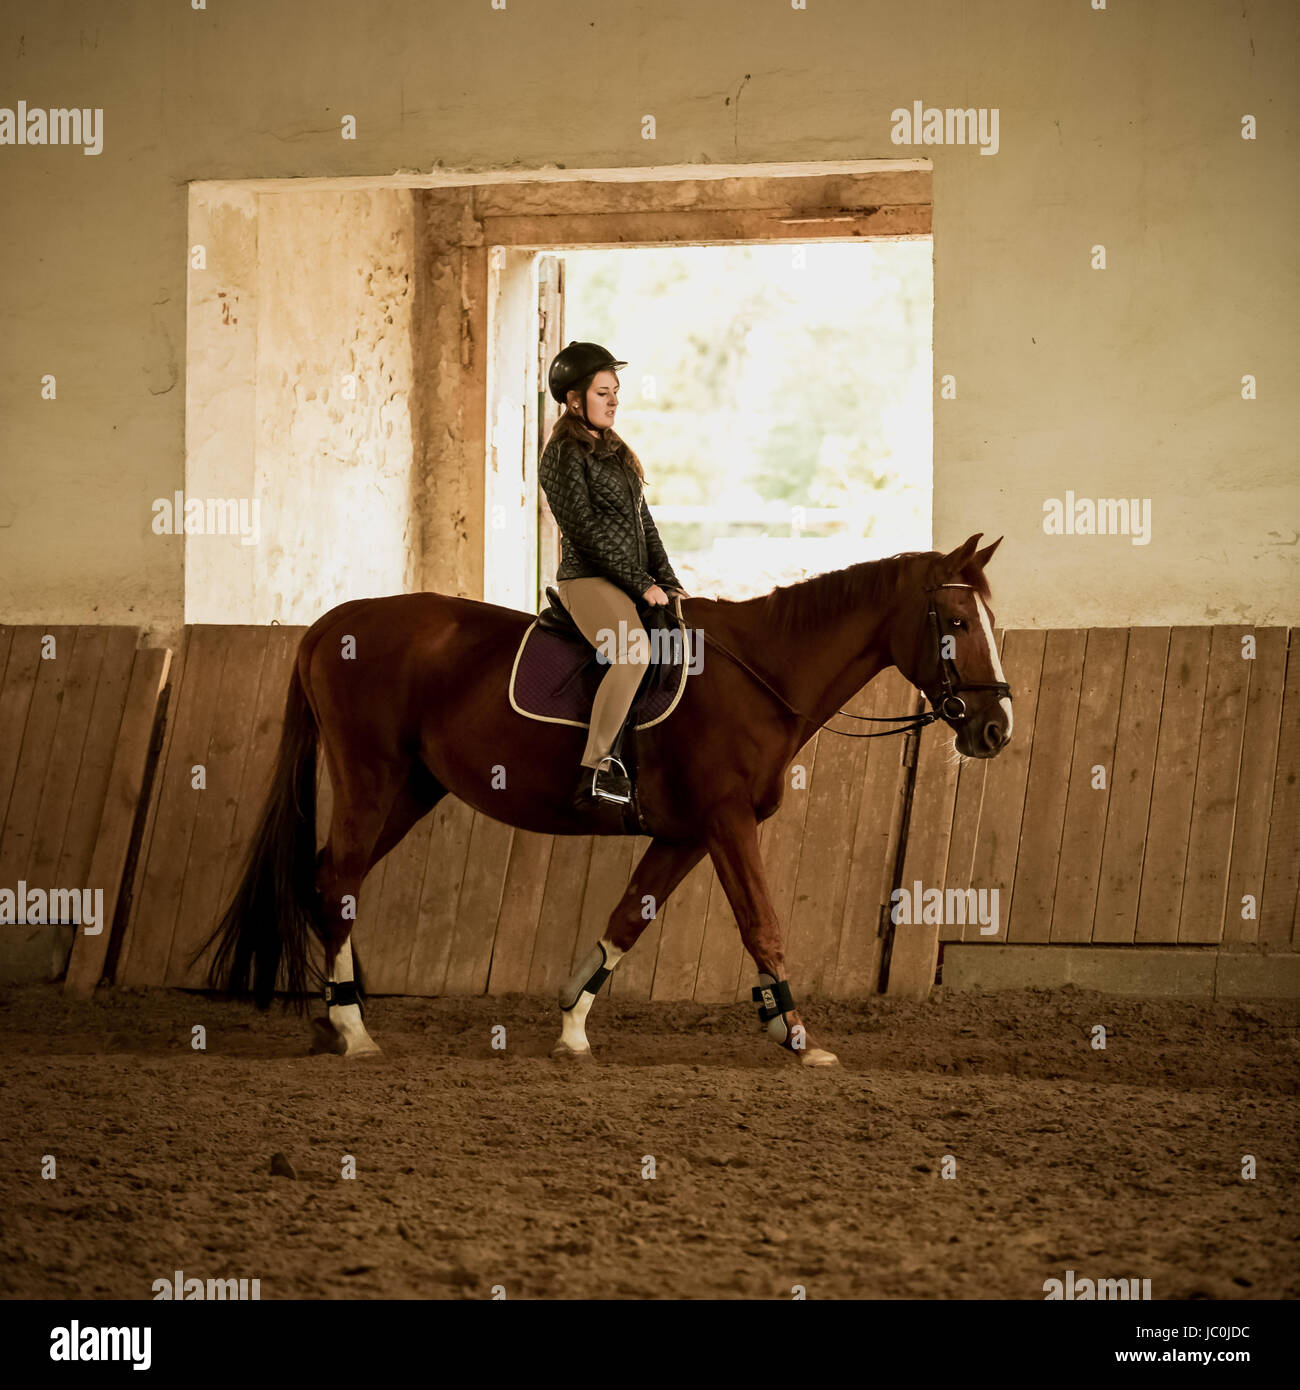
[983,722,1005,751]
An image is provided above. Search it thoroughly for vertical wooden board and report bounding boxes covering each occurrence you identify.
[189,625,307,988]
[606,834,656,1000]
[113,632,188,984]
[944,754,987,945]
[1179,627,1252,943]
[442,812,514,994]
[350,856,390,989]
[54,628,139,888]
[967,629,1047,941]
[886,716,960,997]
[0,628,47,830]
[650,852,714,1001]
[218,626,304,904]
[0,626,78,889]
[363,806,438,994]
[524,833,593,994]
[730,732,820,1001]
[786,692,873,994]
[575,834,636,978]
[24,627,111,891]
[0,626,15,691]
[1224,630,1288,947]
[1049,629,1128,942]
[66,648,171,998]
[405,796,476,995]
[1007,629,1086,942]
[1134,628,1212,942]
[165,627,270,986]
[1092,628,1169,942]
[945,629,1002,943]
[693,857,745,1003]
[1260,632,1300,950]
[486,828,554,994]
[118,626,235,986]
[830,669,913,995]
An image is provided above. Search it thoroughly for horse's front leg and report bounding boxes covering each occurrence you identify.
[705,801,839,1068]
[552,836,705,1061]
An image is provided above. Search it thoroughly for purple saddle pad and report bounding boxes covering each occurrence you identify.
[509,620,687,729]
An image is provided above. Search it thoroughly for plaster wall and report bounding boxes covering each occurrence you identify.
[1,1,1296,629]
[251,189,418,624]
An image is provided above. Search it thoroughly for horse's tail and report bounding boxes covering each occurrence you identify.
[198,659,321,1012]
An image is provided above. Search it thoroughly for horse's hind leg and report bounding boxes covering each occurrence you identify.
[314,762,431,1057]
[553,836,705,1061]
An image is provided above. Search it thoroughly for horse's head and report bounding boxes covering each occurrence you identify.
[889,534,1013,759]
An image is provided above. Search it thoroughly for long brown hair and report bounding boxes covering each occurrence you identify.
[547,381,646,483]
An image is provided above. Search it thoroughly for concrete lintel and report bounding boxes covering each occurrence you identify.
[189,157,932,196]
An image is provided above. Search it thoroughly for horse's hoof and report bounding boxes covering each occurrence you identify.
[799,1046,839,1068]
[550,1042,594,1062]
[312,1018,382,1057]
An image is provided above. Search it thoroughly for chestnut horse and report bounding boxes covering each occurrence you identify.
[204,533,1011,1066]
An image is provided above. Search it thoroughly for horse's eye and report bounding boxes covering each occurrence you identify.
[951,618,966,630]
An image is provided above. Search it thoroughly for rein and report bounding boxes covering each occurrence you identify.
[697,583,1012,741]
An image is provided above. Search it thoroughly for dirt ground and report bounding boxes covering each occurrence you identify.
[0,982,1296,1300]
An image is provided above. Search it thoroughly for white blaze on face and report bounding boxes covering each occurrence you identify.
[973,592,1012,737]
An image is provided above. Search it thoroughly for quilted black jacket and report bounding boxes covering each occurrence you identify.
[539,422,682,601]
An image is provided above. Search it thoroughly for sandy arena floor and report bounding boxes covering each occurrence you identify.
[1,983,1296,1300]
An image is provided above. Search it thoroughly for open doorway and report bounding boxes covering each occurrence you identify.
[186,166,930,621]
[488,239,933,613]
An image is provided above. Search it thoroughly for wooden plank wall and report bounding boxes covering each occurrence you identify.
[107,623,1298,1002]
[114,626,915,999]
[911,626,1298,985]
[0,625,168,985]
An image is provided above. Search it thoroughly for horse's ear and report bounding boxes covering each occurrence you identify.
[939,533,983,580]
[972,535,1003,570]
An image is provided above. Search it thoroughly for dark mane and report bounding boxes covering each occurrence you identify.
[719,550,992,635]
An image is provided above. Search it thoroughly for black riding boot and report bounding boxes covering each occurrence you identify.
[572,756,631,807]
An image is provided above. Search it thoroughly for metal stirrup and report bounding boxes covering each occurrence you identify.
[591,755,632,805]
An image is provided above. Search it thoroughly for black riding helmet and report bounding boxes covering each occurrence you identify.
[547,341,627,428]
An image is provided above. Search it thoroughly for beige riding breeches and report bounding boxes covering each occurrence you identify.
[557,576,651,768]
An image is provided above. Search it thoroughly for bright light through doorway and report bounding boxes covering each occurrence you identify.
[559,241,932,600]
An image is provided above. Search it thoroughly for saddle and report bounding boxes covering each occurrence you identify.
[508,587,690,735]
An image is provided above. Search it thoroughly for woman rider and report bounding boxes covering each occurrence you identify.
[540,341,688,808]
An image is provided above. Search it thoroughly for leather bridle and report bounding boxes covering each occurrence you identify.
[701,581,1013,741]
[923,581,1014,723]
[830,583,1012,739]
